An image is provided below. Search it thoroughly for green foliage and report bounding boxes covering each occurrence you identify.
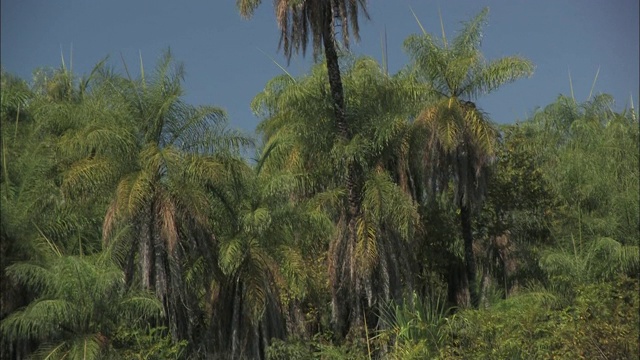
[112,326,187,360]
[2,7,638,359]
[524,94,639,246]
[1,65,107,259]
[266,334,368,360]
[437,276,639,359]
[376,292,451,359]
[267,338,316,360]
[0,251,162,359]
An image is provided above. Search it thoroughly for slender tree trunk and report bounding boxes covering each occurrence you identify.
[231,279,242,358]
[460,203,479,308]
[329,220,350,338]
[154,218,168,308]
[124,236,137,286]
[495,232,518,296]
[321,5,348,141]
[321,2,360,235]
[321,4,363,339]
[140,206,154,291]
[479,268,491,308]
[447,260,469,308]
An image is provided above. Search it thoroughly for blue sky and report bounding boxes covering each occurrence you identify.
[2,0,638,134]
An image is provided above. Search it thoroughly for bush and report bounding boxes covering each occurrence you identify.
[437,276,639,359]
[112,326,187,360]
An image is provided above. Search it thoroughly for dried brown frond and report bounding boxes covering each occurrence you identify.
[328,215,347,288]
[102,200,118,247]
[158,195,179,256]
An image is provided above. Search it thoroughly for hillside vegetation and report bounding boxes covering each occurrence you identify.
[1,7,638,359]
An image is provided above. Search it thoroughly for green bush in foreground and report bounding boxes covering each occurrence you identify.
[437,276,638,359]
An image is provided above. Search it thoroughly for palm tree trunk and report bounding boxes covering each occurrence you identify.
[321,4,363,339]
[139,207,154,290]
[321,3,360,224]
[479,268,492,308]
[460,203,479,308]
[321,5,347,141]
[154,221,168,307]
[231,279,242,358]
[124,236,137,286]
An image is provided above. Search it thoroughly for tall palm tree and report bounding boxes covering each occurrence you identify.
[62,52,251,344]
[238,2,370,333]
[254,57,420,337]
[405,8,534,307]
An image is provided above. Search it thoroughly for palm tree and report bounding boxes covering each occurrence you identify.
[237,3,370,333]
[61,52,251,345]
[254,57,420,337]
[1,65,116,359]
[237,0,369,140]
[0,245,162,360]
[203,152,334,358]
[404,8,534,307]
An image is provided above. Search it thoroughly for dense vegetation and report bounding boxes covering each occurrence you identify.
[1,5,638,359]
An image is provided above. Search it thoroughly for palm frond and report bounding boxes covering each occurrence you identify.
[461,56,534,99]
[0,298,73,341]
[355,215,378,276]
[219,237,246,275]
[451,7,489,54]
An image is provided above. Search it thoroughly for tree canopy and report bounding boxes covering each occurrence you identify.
[1,6,637,360]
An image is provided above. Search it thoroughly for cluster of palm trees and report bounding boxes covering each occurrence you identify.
[1,2,638,359]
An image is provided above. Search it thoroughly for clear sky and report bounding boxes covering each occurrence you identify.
[2,0,638,134]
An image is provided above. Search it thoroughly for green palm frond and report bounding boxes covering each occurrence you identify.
[362,169,418,240]
[243,255,269,323]
[242,207,272,235]
[100,221,133,266]
[63,157,118,196]
[451,7,489,54]
[114,170,153,217]
[307,188,346,213]
[120,294,165,319]
[165,105,224,145]
[1,298,73,340]
[4,262,54,295]
[58,117,136,162]
[1,254,161,357]
[356,215,378,275]
[219,237,246,275]
[182,154,225,183]
[64,334,102,360]
[260,172,310,199]
[251,74,297,119]
[461,56,534,99]
[276,245,309,300]
[590,237,639,278]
